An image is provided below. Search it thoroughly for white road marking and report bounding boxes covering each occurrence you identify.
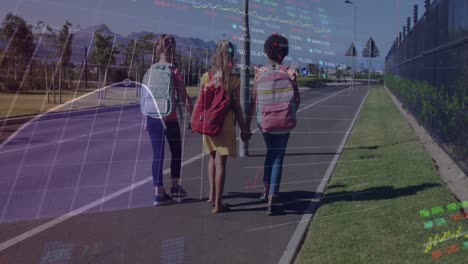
[0,123,141,155]
[0,87,352,252]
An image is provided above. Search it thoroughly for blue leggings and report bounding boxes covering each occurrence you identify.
[262,133,290,196]
[147,117,166,187]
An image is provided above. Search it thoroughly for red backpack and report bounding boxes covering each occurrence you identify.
[191,72,231,137]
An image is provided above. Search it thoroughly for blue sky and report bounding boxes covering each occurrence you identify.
[0,0,423,69]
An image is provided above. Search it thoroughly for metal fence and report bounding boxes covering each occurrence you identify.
[385,0,468,174]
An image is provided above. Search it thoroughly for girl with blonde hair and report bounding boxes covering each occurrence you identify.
[197,40,251,213]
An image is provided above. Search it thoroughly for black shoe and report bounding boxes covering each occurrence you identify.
[153,193,174,206]
[170,185,188,198]
[259,192,268,203]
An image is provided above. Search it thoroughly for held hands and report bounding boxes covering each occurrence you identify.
[241,129,252,142]
[287,68,297,82]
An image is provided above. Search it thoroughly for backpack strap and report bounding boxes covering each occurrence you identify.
[231,81,237,126]
[208,71,213,85]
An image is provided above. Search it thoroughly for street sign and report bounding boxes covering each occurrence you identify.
[362,37,379,57]
[362,37,380,89]
[345,43,358,57]
[300,67,310,77]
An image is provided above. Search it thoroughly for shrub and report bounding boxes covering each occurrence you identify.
[297,77,323,88]
[4,79,20,92]
[305,80,322,87]
[385,74,467,162]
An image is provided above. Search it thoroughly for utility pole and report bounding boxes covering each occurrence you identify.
[45,56,49,104]
[53,58,56,104]
[239,0,250,157]
[344,0,357,89]
[84,46,88,89]
[59,65,62,104]
[362,37,379,90]
[352,5,356,89]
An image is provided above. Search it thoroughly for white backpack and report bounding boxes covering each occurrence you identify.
[140,63,174,119]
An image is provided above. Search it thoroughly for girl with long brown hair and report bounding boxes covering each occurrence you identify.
[144,34,193,205]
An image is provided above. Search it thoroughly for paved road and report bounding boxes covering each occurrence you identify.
[0,84,368,264]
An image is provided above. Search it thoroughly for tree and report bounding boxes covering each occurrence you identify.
[307,63,319,75]
[0,13,35,83]
[33,21,58,97]
[90,30,119,97]
[120,33,154,80]
[190,47,207,86]
[32,21,74,99]
[56,21,73,68]
[335,65,344,80]
[134,33,154,78]
[0,47,3,70]
[119,41,134,68]
[56,21,74,89]
[239,0,251,156]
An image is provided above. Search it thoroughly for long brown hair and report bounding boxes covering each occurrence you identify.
[211,40,235,91]
[152,34,176,64]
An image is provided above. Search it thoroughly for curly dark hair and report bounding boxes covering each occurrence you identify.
[264,33,289,64]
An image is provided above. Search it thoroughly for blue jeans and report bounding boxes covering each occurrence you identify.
[147,117,166,187]
[262,133,290,196]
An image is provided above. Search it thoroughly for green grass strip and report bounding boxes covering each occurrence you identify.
[296,86,468,264]
[0,90,95,118]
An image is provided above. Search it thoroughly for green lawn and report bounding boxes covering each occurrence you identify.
[0,90,98,118]
[296,86,468,264]
[0,86,199,119]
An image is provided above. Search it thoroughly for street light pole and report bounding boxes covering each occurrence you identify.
[353,5,356,89]
[239,0,250,157]
[345,0,357,89]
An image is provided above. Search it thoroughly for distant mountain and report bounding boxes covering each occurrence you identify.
[127,31,155,39]
[69,24,216,63]
[83,24,116,36]
[1,24,221,65]
[72,24,125,50]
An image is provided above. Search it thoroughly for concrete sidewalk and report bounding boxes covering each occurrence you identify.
[0,85,368,264]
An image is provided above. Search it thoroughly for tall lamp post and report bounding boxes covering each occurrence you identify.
[345,0,357,89]
[239,0,250,157]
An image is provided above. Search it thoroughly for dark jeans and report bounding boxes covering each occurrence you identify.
[147,118,183,187]
[147,117,166,187]
[164,120,182,179]
[262,133,290,196]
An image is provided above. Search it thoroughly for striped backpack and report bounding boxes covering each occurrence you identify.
[140,63,174,119]
[255,65,297,132]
